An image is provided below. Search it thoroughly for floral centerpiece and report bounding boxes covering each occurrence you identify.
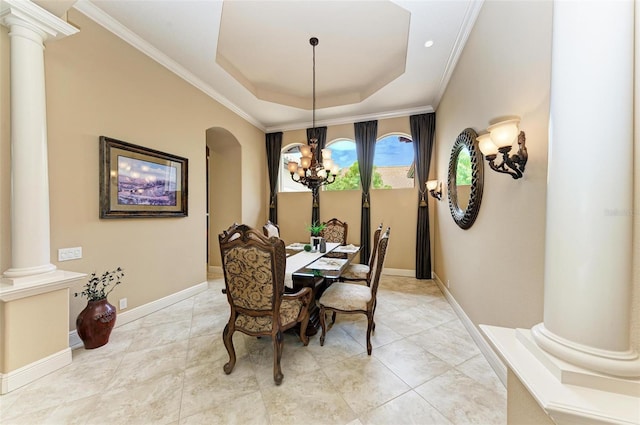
[75,267,124,349]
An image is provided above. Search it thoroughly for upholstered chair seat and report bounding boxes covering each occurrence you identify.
[318,283,372,311]
[235,298,304,333]
[319,227,391,355]
[340,223,383,285]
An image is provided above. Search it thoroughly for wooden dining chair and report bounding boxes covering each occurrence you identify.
[219,224,313,385]
[262,220,280,238]
[340,222,383,284]
[320,217,348,245]
[318,227,390,355]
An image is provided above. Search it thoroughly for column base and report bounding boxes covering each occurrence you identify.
[3,263,57,279]
[481,325,640,425]
[532,323,640,379]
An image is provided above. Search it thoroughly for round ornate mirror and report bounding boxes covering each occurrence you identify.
[447,128,484,229]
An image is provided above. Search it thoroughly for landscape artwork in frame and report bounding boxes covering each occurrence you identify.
[99,136,188,218]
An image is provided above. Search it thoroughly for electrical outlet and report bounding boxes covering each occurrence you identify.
[119,298,127,310]
[447,279,450,288]
[58,246,82,261]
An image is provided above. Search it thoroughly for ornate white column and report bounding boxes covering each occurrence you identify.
[0,0,78,279]
[531,0,640,378]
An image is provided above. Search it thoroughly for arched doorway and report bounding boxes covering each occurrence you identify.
[206,127,241,268]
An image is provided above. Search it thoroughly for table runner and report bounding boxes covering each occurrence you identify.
[284,242,339,288]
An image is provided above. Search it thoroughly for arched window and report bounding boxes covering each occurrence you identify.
[279,144,310,192]
[372,134,415,189]
[324,139,359,191]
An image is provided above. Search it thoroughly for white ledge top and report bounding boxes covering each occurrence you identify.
[0,270,87,302]
[481,325,640,425]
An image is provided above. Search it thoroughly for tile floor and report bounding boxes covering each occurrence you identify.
[0,275,506,425]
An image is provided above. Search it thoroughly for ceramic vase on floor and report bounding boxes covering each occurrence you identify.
[76,298,117,349]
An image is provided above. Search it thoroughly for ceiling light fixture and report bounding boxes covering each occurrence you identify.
[287,37,339,190]
[424,40,434,48]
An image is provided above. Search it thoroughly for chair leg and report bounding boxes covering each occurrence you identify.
[366,312,374,355]
[222,322,236,374]
[319,306,327,346]
[299,309,310,346]
[273,330,284,385]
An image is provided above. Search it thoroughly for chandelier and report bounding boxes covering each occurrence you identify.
[287,37,339,190]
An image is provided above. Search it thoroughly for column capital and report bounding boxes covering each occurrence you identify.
[0,0,78,41]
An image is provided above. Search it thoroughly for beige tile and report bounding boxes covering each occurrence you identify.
[3,352,122,416]
[373,338,451,387]
[406,320,481,366]
[180,357,260,419]
[362,390,453,425]
[414,369,506,425]
[186,331,247,369]
[106,340,189,391]
[179,390,269,425]
[456,354,506,394]
[140,298,195,327]
[337,314,404,350]
[324,353,410,415]
[91,371,184,425]
[260,369,357,425]
[305,325,366,367]
[0,276,506,425]
[126,319,192,353]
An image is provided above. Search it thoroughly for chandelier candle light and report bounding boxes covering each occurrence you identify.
[287,37,339,190]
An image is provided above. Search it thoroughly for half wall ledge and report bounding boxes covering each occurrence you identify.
[481,325,640,425]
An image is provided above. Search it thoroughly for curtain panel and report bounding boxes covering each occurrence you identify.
[307,126,327,225]
[354,120,378,264]
[410,113,436,279]
[265,132,283,224]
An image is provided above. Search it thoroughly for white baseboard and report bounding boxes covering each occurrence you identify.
[382,267,414,277]
[1,348,72,394]
[432,272,507,387]
[69,281,209,349]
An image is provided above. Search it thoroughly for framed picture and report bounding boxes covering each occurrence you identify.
[99,136,188,218]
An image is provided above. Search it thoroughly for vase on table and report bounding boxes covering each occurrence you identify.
[76,298,117,349]
[311,236,323,251]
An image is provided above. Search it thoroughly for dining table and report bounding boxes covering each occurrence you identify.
[284,242,361,336]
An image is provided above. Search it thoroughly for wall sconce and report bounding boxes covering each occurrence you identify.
[426,180,442,200]
[477,118,528,179]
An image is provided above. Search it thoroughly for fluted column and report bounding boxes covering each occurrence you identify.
[0,0,78,279]
[532,0,639,377]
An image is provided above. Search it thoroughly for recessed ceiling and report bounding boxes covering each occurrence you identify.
[70,0,483,131]
[217,1,410,110]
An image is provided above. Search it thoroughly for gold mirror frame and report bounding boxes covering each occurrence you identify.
[447,128,484,229]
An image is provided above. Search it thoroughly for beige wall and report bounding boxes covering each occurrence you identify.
[0,8,265,349]
[2,290,69,371]
[277,116,428,271]
[433,0,552,329]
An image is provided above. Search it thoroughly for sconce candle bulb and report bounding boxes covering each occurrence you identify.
[426,180,442,200]
[478,118,528,179]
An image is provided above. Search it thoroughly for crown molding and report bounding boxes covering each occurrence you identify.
[266,105,434,133]
[432,0,484,110]
[0,0,79,39]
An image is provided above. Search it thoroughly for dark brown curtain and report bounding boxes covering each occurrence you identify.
[265,132,282,224]
[410,113,436,279]
[354,120,377,264]
[307,126,327,225]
